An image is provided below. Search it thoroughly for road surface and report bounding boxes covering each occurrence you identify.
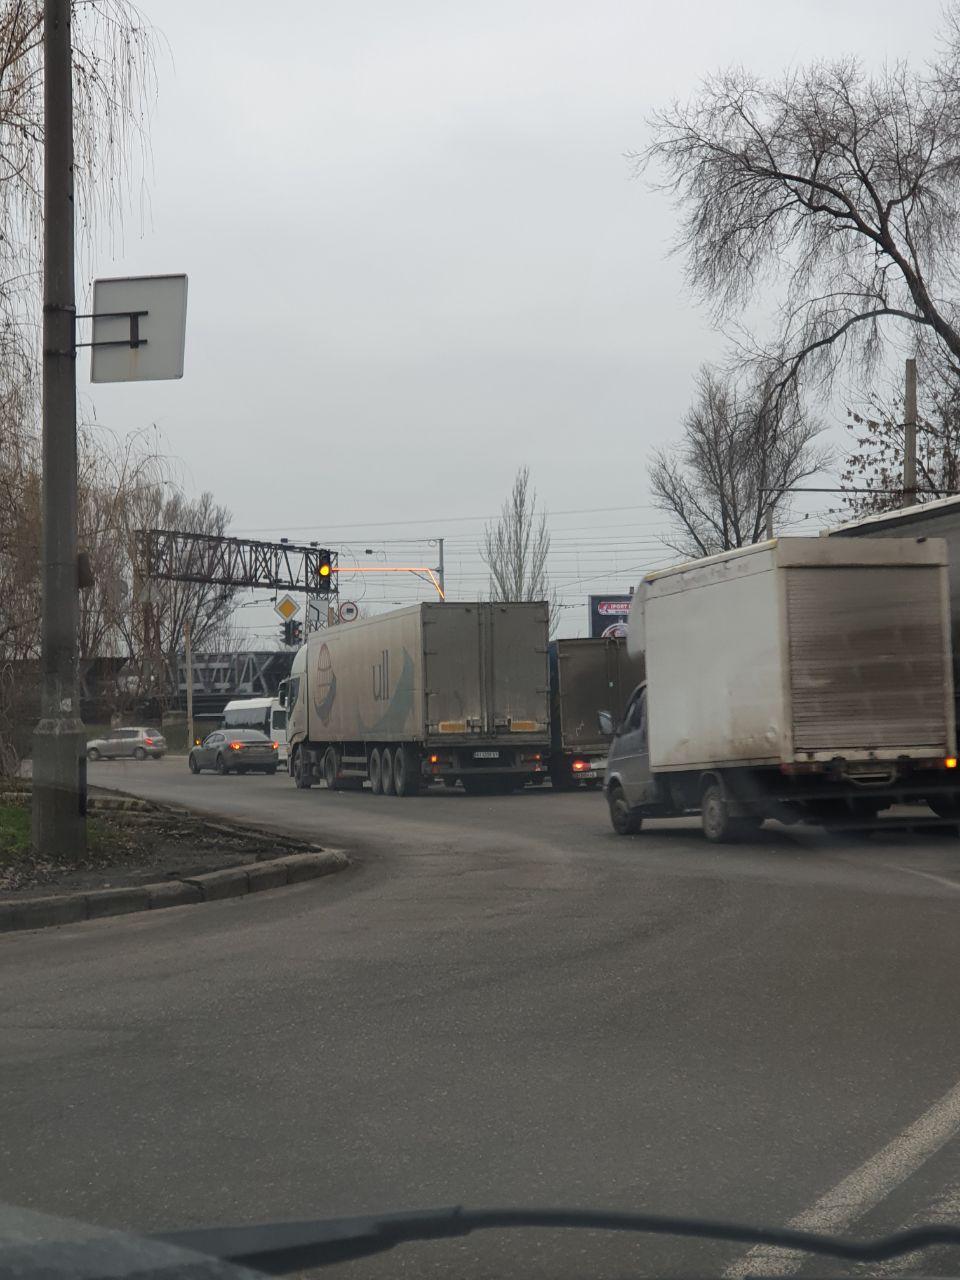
[4,759,960,1277]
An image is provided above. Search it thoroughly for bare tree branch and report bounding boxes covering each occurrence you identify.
[639,25,960,391]
[651,366,830,557]
[481,465,560,632]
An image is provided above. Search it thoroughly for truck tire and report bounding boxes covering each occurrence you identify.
[292,747,313,789]
[701,782,751,843]
[381,747,396,795]
[369,748,383,794]
[607,784,642,835]
[322,747,340,790]
[394,744,420,797]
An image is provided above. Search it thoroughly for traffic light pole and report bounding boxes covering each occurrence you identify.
[33,0,86,856]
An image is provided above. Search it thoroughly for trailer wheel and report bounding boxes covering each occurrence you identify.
[701,782,748,843]
[394,744,420,797]
[292,747,313,789]
[381,747,396,795]
[368,748,383,795]
[607,784,642,835]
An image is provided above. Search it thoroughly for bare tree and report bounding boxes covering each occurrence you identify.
[642,16,960,394]
[842,357,960,514]
[651,367,829,557]
[481,465,558,628]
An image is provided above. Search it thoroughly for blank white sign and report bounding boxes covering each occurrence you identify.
[90,274,188,383]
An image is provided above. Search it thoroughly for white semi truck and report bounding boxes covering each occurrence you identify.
[283,601,551,795]
[602,537,958,839]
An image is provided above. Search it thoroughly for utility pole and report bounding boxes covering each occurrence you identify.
[436,537,445,599]
[904,356,918,506]
[184,620,194,750]
[764,505,774,540]
[33,0,85,855]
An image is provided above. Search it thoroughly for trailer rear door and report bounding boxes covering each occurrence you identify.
[785,565,950,752]
[485,603,550,735]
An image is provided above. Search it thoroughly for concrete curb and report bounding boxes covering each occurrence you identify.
[0,792,153,813]
[0,850,348,935]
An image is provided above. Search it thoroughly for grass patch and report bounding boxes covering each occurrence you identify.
[0,802,30,862]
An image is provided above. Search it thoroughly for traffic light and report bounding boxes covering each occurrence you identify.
[317,548,332,594]
[282,620,293,646]
[290,620,303,645]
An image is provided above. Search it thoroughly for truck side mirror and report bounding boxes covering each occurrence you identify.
[598,710,615,737]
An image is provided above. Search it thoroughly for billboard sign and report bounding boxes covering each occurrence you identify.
[588,594,632,639]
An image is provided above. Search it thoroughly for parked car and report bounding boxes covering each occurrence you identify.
[86,726,166,761]
[188,728,279,776]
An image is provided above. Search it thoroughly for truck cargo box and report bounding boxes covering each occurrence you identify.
[633,537,954,771]
[549,638,643,757]
[301,601,550,747]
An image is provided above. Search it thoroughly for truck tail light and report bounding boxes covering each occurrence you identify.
[272,741,279,750]
[946,758,958,769]
[520,752,542,763]
[779,762,825,775]
[429,754,439,764]
[572,759,590,772]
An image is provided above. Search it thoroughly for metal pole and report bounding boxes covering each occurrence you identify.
[184,619,194,749]
[904,356,918,505]
[33,0,85,855]
[436,537,445,599]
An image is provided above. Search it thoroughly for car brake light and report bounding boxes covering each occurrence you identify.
[229,742,243,750]
[572,759,590,772]
[143,738,153,745]
[947,758,958,769]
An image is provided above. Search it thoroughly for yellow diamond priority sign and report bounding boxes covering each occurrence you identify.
[274,594,299,622]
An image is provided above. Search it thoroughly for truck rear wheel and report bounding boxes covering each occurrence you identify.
[608,784,642,835]
[701,782,753,843]
[322,747,340,790]
[292,747,313,790]
[368,748,383,794]
[381,747,396,795]
[394,744,420,797]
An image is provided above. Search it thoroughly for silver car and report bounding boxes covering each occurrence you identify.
[188,728,279,776]
[86,726,167,762]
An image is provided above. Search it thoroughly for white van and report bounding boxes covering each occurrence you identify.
[221,697,288,764]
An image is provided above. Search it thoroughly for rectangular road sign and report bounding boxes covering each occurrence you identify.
[90,273,188,383]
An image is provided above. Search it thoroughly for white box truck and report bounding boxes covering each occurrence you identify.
[283,601,551,795]
[603,537,957,840]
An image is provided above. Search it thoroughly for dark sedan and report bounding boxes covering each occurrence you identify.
[188,729,279,776]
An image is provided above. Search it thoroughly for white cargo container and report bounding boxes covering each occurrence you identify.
[604,537,958,840]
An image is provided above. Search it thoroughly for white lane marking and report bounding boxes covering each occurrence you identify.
[863,1174,960,1277]
[724,1078,960,1278]
[885,864,960,893]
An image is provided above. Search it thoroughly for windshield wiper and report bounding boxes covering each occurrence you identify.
[152,1205,960,1274]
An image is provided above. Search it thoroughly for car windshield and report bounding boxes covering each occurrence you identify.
[10,5,960,1279]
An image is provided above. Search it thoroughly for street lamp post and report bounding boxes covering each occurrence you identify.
[32,0,86,855]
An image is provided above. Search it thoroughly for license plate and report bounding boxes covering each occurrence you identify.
[580,770,598,780]
[473,750,500,759]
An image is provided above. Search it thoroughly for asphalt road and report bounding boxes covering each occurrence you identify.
[5,760,960,1278]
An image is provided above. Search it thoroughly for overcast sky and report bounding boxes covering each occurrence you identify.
[84,0,947,639]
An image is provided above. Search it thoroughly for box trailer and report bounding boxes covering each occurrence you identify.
[603,537,958,840]
[548,638,642,789]
[284,601,550,795]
